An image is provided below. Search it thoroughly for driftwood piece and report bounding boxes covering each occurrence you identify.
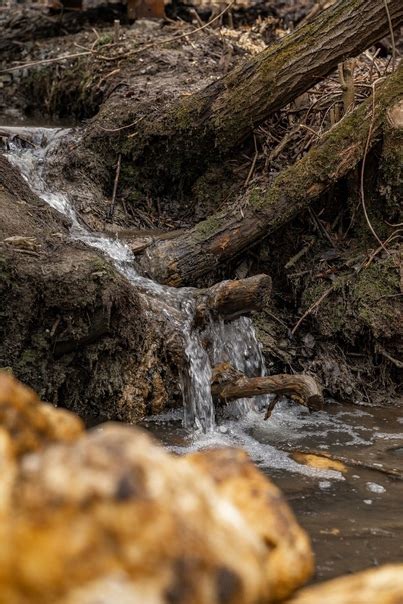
[211,363,324,413]
[291,450,403,481]
[195,274,272,323]
[142,65,403,286]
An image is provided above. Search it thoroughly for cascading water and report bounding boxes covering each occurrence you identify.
[205,315,269,415]
[2,126,265,432]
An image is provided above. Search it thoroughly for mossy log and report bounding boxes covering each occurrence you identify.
[211,363,324,413]
[141,65,403,286]
[108,0,403,191]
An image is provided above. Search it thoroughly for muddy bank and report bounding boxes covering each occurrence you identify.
[0,155,181,421]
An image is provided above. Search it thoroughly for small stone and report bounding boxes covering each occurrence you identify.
[366,482,386,494]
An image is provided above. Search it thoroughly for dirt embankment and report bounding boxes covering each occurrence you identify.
[0,155,182,421]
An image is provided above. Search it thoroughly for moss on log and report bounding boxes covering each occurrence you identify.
[380,99,403,220]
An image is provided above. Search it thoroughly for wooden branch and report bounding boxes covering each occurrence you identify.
[142,65,403,285]
[211,363,324,414]
[195,274,271,323]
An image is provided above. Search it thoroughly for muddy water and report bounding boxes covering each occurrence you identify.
[143,401,403,582]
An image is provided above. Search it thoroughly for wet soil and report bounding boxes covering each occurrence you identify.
[0,153,181,421]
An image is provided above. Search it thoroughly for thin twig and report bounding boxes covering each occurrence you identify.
[108,154,122,220]
[1,51,92,73]
[291,285,335,335]
[99,116,145,133]
[360,78,389,254]
[383,0,396,71]
[362,230,402,269]
[244,134,258,186]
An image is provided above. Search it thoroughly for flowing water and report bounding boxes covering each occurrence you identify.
[3,125,403,583]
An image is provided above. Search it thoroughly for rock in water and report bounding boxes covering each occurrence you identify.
[287,564,403,604]
[0,374,313,604]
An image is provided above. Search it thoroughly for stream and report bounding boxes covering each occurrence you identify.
[3,125,403,583]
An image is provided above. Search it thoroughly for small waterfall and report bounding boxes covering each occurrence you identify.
[2,126,266,431]
[205,316,269,415]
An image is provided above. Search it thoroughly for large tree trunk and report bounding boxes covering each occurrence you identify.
[141,65,403,285]
[98,0,403,192]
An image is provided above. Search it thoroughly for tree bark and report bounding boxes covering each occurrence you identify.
[195,274,272,323]
[141,65,403,285]
[112,0,403,191]
[211,363,324,413]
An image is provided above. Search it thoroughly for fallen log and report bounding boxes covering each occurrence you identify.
[141,65,403,285]
[195,274,272,323]
[211,363,324,413]
[102,0,403,191]
[380,98,403,219]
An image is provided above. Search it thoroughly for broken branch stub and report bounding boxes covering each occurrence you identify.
[195,274,272,324]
